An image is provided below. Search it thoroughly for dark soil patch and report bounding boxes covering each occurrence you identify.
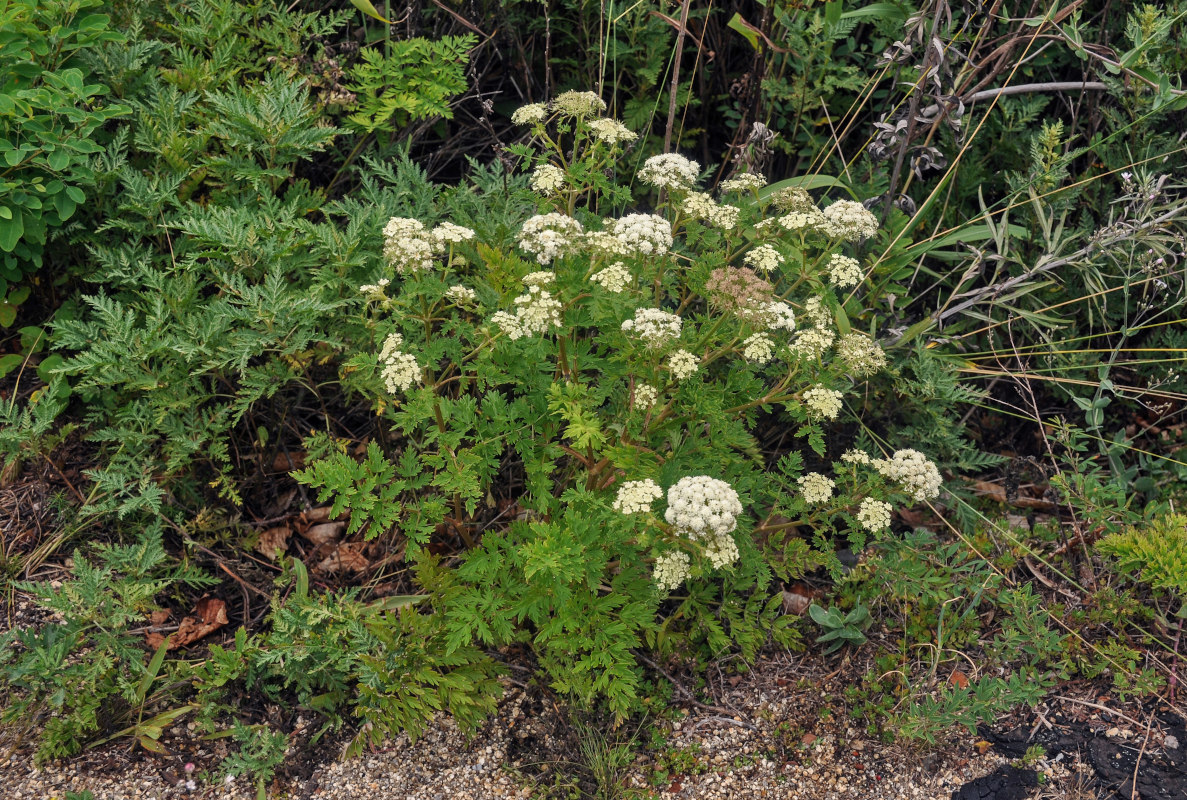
[951,764,1038,800]
[977,699,1187,799]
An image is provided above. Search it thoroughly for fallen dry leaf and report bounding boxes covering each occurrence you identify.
[146,598,228,650]
[302,521,345,546]
[781,589,812,616]
[316,541,369,574]
[256,526,291,561]
[272,451,305,472]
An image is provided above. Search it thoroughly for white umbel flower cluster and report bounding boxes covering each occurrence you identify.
[681,192,740,230]
[762,301,797,332]
[742,332,775,364]
[612,213,673,255]
[591,262,632,293]
[492,273,563,340]
[792,327,836,359]
[383,218,475,274]
[856,498,892,532]
[653,551,691,593]
[798,472,836,504]
[827,254,864,288]
[778,207,826,233]
[553,90,606,118]
[511,103,548,125]
[588,117,638,145]
[665,476,744,540]
[638,153,700,190]
[837,333,887,376]
[821,200,878,241]
[360,278,391,299]
[622,308,682,347]
[705,534,740,569]
[612,479,664,514]
[840,449,872,465]
[445,285,478,305]
[378,332,419,394]
[743,245,784,274]
[875,449,943,501]
[430,222,476,249]
[383,217,434,275]
[719,172,767,193]
[584,230,633,258]
[518,213,583,264]
[803,384,843,420]
[633,382,659,409]
[530,163,566,194]
[668,349,699,380]
[512,283,563,336]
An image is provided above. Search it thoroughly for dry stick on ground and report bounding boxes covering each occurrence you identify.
[634,651,756,727]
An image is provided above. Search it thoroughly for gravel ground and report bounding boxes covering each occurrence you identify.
[0,649,1107,800]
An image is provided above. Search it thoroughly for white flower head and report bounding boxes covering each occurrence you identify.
[803,296,832,328]
[591,262,632,293]
[492,310,526,340]
[530,164,566,195]
[583,230,633,258]
[763,301,797,332]
[792,327,836,359]
[856,498,892,532]
[633,382,659,409]
[511,284,563,336]
[378,331,419,394]
[664,476,743,541]
[360,278,391,299]
[778,208,826,234]
[840,449,872,465]
[803,384,843,421]
[522,270,555,287]
[821,200,878,241]
[518,213,583,265]
[837,333,887,376]
[445,285,478,305]
[588,117,638,145]
[653,551,691,593]
[744,245,784,274]
[682,192,740,230]
[612,479,663,514]
[612,213,673,256]
[511,103,548,125]
[827,254,864,289]
[798,472,836,505]
[621,308,682,347]
[875,449,942,501]
[719,172,767,194]
[704,532,740,569]
[430,222,476,251]
[742,332,775,364]
[553,90,607,119]
[667,349,699,380]
[383,217,435,274]
[638,153,700,191]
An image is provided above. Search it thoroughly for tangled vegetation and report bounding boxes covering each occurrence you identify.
[1,0,1185,795]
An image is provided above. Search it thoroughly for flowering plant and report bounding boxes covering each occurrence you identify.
[296,93,946,719]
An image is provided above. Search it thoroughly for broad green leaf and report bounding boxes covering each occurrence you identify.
[726,13,760,50]
[349,0,393,23]
[0,353,23,378]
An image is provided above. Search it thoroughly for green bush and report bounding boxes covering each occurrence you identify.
[0,0,128,324]
[292,92,952,719]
